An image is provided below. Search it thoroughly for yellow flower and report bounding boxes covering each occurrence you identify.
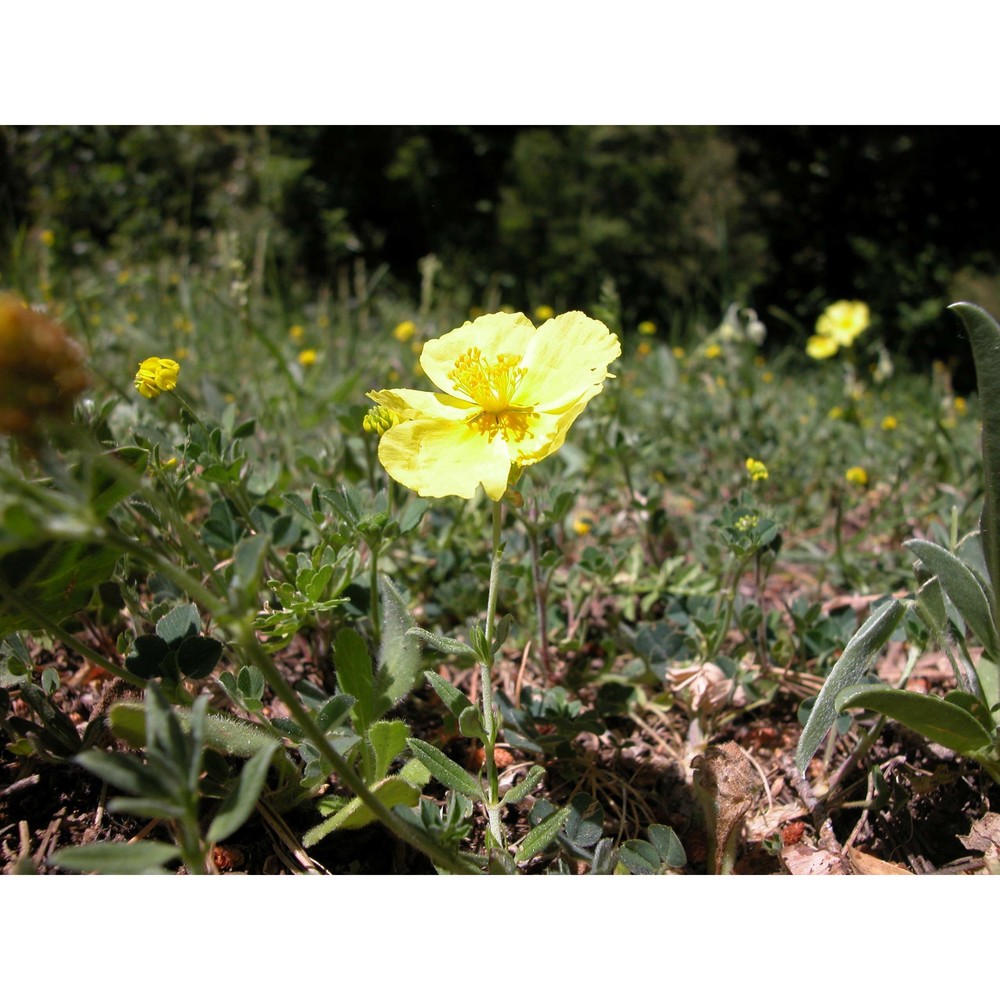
[367,311,620,501]
[533,305,555,321]
[954,396,967,416]
[393,320,417,342]
[298,348,318,367]
[881,415,898,431]
[40,229,55,247]
[745,458,768,481]
[809,300,870,359]
[671,346,686,359]
[134,357,180,399]
[638,320,657,336]
[845,466,868,486]
[572,516,593,535]
[636,341,652,358]
[289,324,305,342]
[828,406,844,420]
[704,343,722,359]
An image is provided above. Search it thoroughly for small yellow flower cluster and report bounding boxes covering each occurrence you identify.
[745,458,768,481]
[289,324,305,342]
[638,320,657,336]
[533,305,555,322]
[735,514,759,532]
[704,343,723,359]
[807,301,870,360]
[845,466,868,486]
[298,349,318,367]
[881,415,898,431]
[134,357,180,399]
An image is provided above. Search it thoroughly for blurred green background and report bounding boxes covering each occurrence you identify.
[2,126,997,370]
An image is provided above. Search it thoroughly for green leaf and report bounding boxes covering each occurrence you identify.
[648,824,687,868]
[618,839,662,874]
[458,705,488,743]
[207,743,278,843]
[499,765,546,807]
[407,628,477,660]
[905,538,999,659]
[795,599,907,772]
[365,719,410,782]
[423,669,475,719]
[155,604,201,647]
[73,748,150,796]
[108,701,281,759]
[514,804,570,864]
[950,303,1000,614]
[231,533,269,600]
[836,684,995,755]
[176,635,222,680]
[49,841,180,874]
[406,737,483,801]
[334,628,374,732]
[974,657,1000,720]
[302,776,422,844]
[375,575,422,711]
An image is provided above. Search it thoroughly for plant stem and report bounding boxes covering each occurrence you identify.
[480,500,504,833]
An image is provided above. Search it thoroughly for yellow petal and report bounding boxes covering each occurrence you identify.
[806,334,839,359]
[419,313,536,398]
[514,312,621,411]
[377,418,512,500]
[507,384,604,467]
[367,387,479,421]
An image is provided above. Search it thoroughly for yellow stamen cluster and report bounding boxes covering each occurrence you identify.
[448,348,527,413]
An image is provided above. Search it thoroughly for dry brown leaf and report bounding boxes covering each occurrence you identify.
[846,847,913,875]
[779,841,851,875]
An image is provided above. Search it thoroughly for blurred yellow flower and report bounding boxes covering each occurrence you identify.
[745,458,768,481]
[134,357,180,399]
[368,311,620,500]
[40,229,55,247]
[828,406,844,420]
[638,320,657,336]
[298,348,318,367]
[761,370,774,384]
[175,347,190,361]
[671,346,686,359]
[393,320,417,343]
[289,324,305,342]
[636,341,652,358]
[807,300,870,359]
[533,305,555,321]
[704,344,722,359]
[881,415,898,430]
[954,396,967,416]
[572,516,593,535]
[0,295,90,439]
[845,466,868,486]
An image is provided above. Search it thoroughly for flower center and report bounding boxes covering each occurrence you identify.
[448,348,527,412]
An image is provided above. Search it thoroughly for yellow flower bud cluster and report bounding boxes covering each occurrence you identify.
[745,457,768,481]
[363,405,403,436]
